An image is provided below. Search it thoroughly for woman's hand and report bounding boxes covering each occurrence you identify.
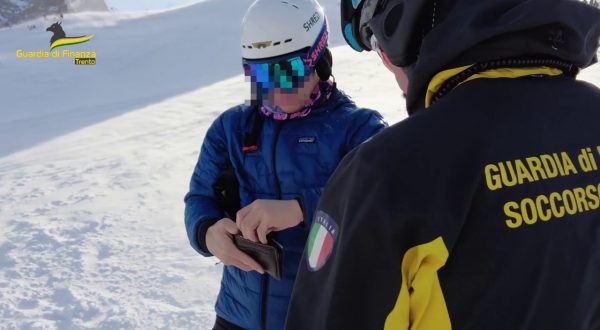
[236,199,303,244]
[206,218,265,274]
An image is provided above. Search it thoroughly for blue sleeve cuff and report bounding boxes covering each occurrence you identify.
[299,188,324,230]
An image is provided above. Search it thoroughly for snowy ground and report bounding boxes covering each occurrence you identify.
[0,51,403,329]
[0,0,598,329]
[0,1,403,328]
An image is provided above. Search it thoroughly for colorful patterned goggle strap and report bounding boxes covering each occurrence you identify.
[243,19,329,90]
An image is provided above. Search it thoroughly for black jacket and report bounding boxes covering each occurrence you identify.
[286,1,600,329]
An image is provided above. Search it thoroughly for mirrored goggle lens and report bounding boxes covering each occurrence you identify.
[243,56,307,89]
[341,0,380,51]
[342,0,367,51]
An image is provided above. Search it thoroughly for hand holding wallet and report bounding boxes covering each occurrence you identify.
[233,235,283,280]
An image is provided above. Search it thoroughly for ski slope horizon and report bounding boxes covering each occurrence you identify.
[1,0,599,328]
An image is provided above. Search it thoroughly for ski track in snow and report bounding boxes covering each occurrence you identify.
[1,0,598,328]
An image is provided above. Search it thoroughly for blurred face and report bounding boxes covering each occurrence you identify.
[269,72,319,113]
[244,52,320,113]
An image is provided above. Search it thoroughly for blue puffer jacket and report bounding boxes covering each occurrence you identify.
[184,88,387,330]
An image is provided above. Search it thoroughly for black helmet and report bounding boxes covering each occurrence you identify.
[341,0,436,67]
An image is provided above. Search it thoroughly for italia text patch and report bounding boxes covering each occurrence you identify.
[306,210,338,271]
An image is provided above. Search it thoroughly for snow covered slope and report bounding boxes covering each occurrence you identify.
[0,0,255,158]
[0,0,598,328]
[0,47,403,327]
[0,0,108,27]
[0,0,404,328]
[0,0,357,158]
[67,0,109,12]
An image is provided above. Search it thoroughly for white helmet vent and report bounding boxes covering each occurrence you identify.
[242,39,294,50]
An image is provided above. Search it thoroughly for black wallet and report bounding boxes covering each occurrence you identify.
[233,235,283,280]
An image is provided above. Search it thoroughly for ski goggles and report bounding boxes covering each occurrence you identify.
[243,51,309,90]
[341,0,381,52]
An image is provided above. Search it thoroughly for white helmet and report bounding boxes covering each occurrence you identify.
[241,0,328,60]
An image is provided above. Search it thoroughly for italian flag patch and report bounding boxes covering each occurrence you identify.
[306,210,339,271]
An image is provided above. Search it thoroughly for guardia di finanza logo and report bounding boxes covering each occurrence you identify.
[46,21,94,51]
[15,20,96,65]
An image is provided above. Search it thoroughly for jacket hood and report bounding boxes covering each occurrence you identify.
[405,0,600,114]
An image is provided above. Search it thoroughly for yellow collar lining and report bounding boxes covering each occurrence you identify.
[425,65,564,108]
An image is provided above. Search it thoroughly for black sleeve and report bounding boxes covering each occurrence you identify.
[286,141,455,330]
